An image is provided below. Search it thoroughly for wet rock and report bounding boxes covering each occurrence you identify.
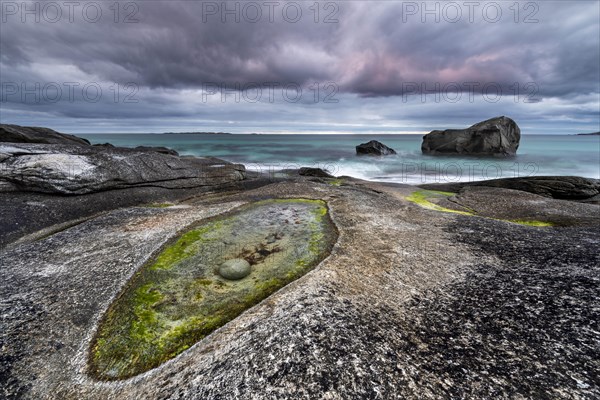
[407,187,600,227]
[420,176,600,202]
[298,167,334,178]
[218,258,251,280]
[356,140,397,156]
[133,146,179,156]
[2,175,599,399]
[422,116,520,156]
[0,124,91,146]
[0,142,245,195]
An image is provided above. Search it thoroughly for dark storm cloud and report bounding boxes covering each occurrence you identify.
[2,1,598,96]
[1,1,338,88]
[0,1,598,133]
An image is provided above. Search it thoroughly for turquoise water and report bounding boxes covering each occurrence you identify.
[79,134,600,184]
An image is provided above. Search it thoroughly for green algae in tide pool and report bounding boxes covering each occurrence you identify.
[89,199,337,380]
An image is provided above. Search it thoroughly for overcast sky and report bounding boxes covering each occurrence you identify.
[1,0,599,134]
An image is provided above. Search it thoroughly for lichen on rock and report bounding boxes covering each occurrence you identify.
[89,198,337,380]
[406,190,556,227]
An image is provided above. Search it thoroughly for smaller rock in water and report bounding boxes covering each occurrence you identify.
[134,146,179,156]
[298,167,334,178]
[356,140,397,156]
[218,258,251,280]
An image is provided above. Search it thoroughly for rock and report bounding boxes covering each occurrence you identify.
[90,199,335,379]
[356,140,397,156]
[298,167,334,178]
[134,146,179,156]
[0,124,91,146]
[420,176,600,202]
[0,172,280,250]
[421,116,520,156]
[2,124,181,156]
[0,142,245,195]
[217,258,252,280]
[2,177,599,398]
[414,186,599,227]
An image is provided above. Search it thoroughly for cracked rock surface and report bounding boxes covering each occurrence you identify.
[0,143,245,195]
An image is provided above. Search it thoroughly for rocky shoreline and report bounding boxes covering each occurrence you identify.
[1,125,599,399]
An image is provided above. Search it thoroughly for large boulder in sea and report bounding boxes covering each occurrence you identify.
[356,140,397,156]
[0,124,91,146]
[421,116,520,156]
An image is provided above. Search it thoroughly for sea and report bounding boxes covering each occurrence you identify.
[78,134,600,185]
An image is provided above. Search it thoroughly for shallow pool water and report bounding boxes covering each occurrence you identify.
[90,199,337,380]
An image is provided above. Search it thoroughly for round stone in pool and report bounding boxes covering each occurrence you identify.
[218,258,251,280]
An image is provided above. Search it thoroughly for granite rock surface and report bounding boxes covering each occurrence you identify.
[0,124,91,146]
[0,143,245,195]
[1,176,598,399]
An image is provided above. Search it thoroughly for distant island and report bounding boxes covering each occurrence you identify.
[163,131,231,135]
[576,132,600,136]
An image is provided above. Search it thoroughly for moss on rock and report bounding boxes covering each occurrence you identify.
[406,190,473,215]
[407,190,555,227]
[89,199,337,380]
